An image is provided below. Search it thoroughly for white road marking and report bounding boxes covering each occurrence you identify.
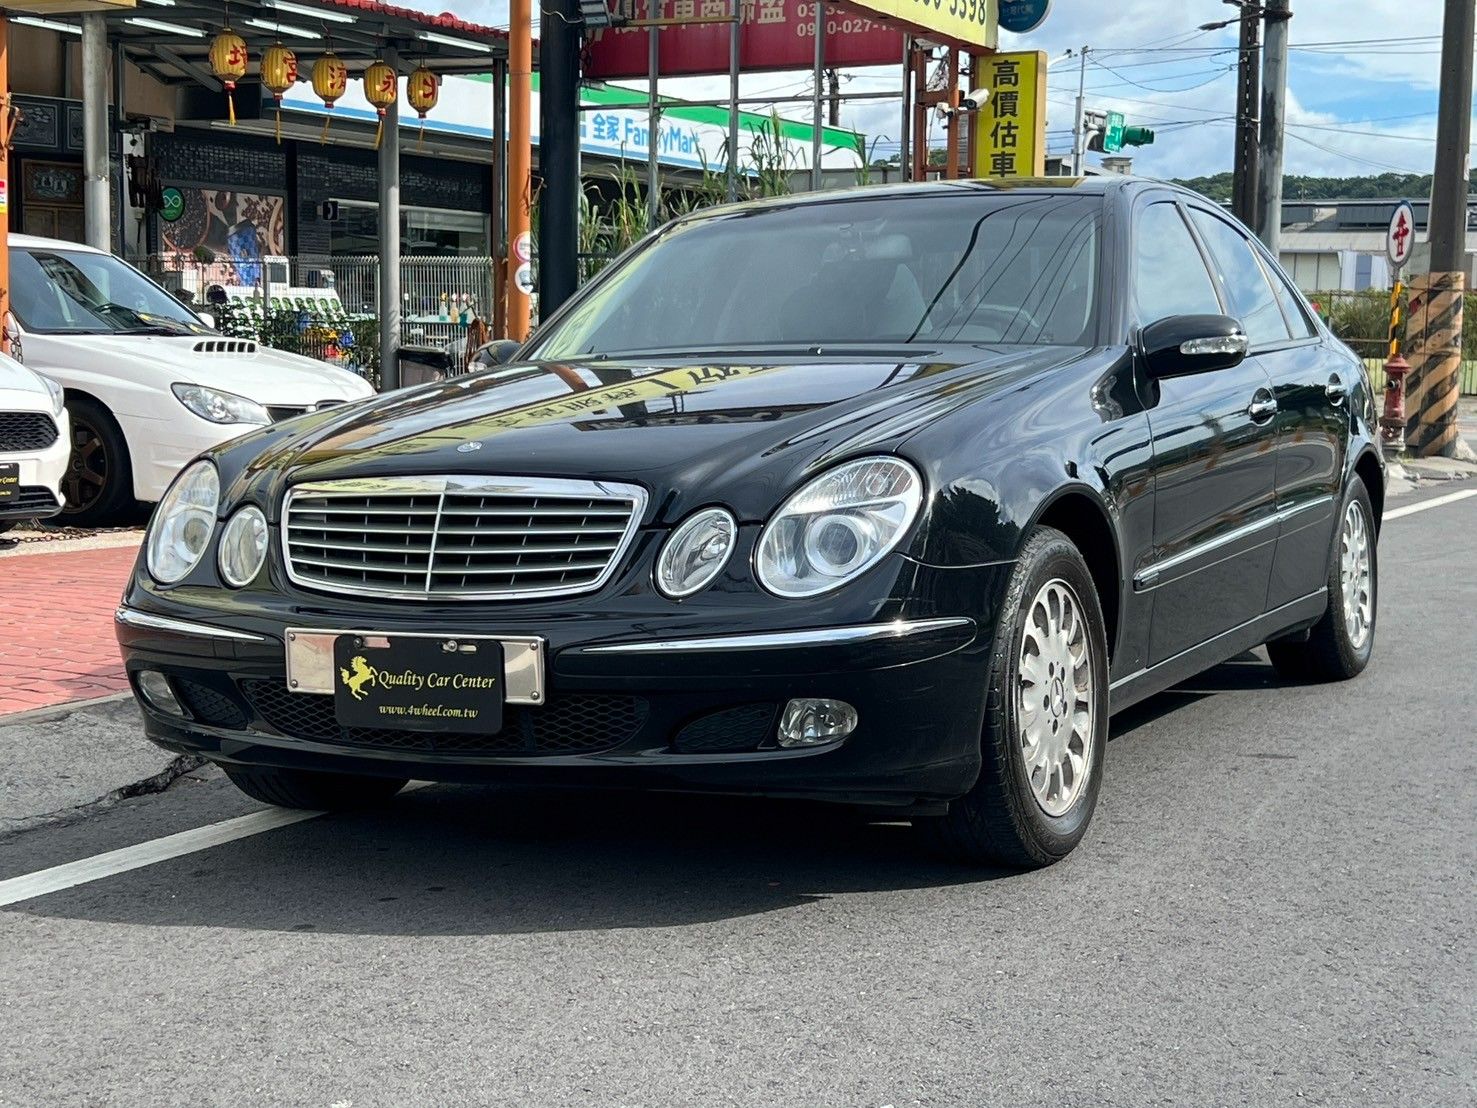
[0,807,323,908]
[1384,488,1477,521]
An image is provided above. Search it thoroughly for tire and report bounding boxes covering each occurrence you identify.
[1267,479,1377,683]
[61,396,134,527]
[917,526,1110,868]
[222,765,408,810]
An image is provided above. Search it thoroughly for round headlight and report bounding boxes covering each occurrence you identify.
[756,457,923,598]
[146,460,220,584]
[655,507,736,598]
[218,505,269,588]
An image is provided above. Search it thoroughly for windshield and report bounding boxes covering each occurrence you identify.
[530,191,1102,360]
[9,248,212,336]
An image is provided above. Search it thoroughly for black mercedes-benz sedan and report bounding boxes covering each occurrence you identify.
[116,177,1382,867]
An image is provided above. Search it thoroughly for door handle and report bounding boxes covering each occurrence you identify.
[1248,389,1278,422]
[1326,373,1346,405]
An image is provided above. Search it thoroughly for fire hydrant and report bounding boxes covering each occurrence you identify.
[1380,354,1410,455]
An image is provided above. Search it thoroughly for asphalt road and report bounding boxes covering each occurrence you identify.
[2,486,1474,1107]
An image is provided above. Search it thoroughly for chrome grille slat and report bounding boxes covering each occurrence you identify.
[287,538,434,555]
[429,560,611,576]
[435,524,628,537]
[282,476,646,601]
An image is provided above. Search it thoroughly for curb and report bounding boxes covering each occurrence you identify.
[0,533,143,559]
[0,691,136,726]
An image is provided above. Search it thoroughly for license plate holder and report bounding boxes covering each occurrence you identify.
[0,462,18,504]
[332,634,504,734]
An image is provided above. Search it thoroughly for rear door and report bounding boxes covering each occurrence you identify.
[1184,207,1346,609]
[1133,200,1280,665]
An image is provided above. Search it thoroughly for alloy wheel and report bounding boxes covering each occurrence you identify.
[62,414,109,515]
[1340,500,1373,650]
[1016,578,1095,818]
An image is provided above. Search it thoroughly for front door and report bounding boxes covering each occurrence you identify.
[1131,200,1281,665]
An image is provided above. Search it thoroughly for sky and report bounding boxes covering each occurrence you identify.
[418,0,1465,178]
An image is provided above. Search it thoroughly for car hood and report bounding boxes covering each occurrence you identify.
[0,353,49,403]
[29,333,372,405]
[231,346,1087,522]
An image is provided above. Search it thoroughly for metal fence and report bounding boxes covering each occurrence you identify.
[1309,288,1477,395]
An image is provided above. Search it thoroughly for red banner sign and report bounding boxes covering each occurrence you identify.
[584,0,904,79]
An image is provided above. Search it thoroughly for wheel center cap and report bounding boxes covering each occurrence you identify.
[1050,676,1067,717]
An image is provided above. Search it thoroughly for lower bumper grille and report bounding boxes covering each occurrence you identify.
[672,704,778,753]
[0,486,61,515]
[241,679,647,756]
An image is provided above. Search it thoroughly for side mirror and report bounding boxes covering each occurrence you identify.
[1140,314,1248,378]
[476,339,523,367]
[195,311,217,331]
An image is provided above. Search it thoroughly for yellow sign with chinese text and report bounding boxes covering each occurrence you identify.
[972,50,1047,178]
[840,0,996,52]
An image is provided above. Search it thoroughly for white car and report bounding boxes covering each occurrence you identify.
[8,234,376,525]
[0,350,70,534]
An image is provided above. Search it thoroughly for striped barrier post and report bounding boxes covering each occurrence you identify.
[1404,271,1466,458]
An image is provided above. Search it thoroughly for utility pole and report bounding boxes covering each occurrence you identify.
[540,0,583,317]
[1230,2,1261,229]
[826,67,840,127]
[810,0,824,190]
[1069,46,1088,175]
[1254,0,1289,250]
[1406,0,1476,459]
[505,0,533,340]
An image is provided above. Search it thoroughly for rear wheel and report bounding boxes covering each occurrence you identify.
[222,765,408,810]
[917,526,1110,868]
[61,397,134,526]
[1267,480,1377,682]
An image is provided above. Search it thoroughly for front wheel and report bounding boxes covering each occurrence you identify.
[222,765,408,810]
[917,526,1110,868]
[1267,480,1377,682]
[61,397,134,526]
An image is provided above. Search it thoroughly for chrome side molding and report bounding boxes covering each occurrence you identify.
[115,606,268,643]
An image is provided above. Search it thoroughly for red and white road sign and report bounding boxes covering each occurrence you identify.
[1386,201,1415,269]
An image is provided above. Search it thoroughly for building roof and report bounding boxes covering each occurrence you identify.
[23,0,510,82]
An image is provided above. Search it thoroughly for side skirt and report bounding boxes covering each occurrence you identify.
[1107,590,1329,715]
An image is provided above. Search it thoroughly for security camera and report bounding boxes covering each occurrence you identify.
[959,87,992,112]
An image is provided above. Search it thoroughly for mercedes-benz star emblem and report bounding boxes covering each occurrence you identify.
[456,441,483,453]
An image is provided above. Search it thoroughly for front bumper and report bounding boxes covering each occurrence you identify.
[115,582,1005,805]
[0,408,70,520]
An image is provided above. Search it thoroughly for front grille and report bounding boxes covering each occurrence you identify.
[282,476,647,601]
[672,704,778,753]
[241,679,647,755]
[0,412,59,452]
[0,486,60,514]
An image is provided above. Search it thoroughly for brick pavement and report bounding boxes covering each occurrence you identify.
[0,543,140,715]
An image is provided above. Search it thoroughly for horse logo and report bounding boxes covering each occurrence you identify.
[339,655,378,700]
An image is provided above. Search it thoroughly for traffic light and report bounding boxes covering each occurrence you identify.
[1086,116,1154,153]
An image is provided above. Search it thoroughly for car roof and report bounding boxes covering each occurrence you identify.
[690,175,1183,218]
[7,233,107,253]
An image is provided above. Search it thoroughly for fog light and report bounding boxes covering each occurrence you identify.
[136,670,184,716]
[777,698,857,748]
